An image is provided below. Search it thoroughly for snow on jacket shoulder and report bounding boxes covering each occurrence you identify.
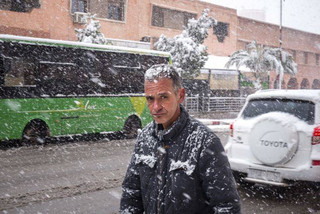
[120,106,241,214]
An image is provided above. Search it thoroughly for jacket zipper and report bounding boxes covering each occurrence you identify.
[157,148,162,214]
[157,132,164,214]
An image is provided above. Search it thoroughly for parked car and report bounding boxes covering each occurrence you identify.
[225,90,320,186]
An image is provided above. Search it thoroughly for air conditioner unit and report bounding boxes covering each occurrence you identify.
[73,12,87,24]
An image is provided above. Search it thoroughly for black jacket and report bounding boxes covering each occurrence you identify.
[120,106,241,214]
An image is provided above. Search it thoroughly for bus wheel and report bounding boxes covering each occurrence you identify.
[123,116,142,139]
[22,120,49,145]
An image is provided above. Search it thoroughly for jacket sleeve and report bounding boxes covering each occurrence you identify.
[120,143,144,214]
[199,134,242,214]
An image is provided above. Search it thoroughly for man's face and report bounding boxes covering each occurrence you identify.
[145,78,185,129]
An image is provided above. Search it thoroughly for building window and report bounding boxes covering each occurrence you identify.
[213,22,229,43]
[0,0,40,12]
[316,54,319,66]
[71,0,88,13]
[304,52,308,64]
[151,5,197,30]
[87,0,125,21]
[152,6,164,27]
[107,0,125,21]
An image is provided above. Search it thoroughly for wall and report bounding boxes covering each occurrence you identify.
[0,0,239,56]
[0,0,78,40]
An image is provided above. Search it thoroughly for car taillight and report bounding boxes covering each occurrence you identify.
[230,122,234,137]
[312,126,320,145]
[312,160,320,166]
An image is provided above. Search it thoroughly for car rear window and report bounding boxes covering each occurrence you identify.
[242,98,315,124]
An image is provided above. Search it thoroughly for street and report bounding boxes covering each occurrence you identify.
[1,131,320,214]
[0,136,132,213]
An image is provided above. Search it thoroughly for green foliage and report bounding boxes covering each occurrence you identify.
[240,81,254,87]
[262,81,269,89]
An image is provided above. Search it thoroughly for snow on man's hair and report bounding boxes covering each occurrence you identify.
[145,64,183,93]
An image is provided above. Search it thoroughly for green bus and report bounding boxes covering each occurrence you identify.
[0,34,171,144]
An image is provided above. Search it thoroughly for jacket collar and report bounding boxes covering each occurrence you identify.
[153,105,189,141]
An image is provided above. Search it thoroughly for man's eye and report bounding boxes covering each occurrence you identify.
[146,97,154,101]
[161,95,168,99]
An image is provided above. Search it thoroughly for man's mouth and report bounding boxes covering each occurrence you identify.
[152,114,165,118]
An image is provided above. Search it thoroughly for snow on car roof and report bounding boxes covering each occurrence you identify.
[248,90,320,103]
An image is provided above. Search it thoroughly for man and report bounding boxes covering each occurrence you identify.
[120,64,241,214]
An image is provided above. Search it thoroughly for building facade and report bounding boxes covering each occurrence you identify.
[237,17,320,89]
[1,0,319,89]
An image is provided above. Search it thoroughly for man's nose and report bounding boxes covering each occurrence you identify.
[153,99,162,111]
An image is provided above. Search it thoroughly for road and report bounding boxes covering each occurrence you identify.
[0,137,132,213]
[1,131,320,214]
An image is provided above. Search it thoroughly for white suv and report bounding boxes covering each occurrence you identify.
[225,90,320,186]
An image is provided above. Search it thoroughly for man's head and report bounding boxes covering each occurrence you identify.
[144,64,185,129]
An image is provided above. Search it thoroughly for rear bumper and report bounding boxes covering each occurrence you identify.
[229,157,320,184]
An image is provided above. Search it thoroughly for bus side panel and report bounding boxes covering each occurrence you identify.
[0,95,153,141]
[0,98,61,140]
[71,96,134,134]
[0,99,25,140]
[74,96,151,134]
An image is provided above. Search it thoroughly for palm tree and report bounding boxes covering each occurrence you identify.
[225,41,297,89]
[268,48,297,89]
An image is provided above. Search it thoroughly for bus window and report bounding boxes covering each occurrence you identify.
[114,67,144,94]
[75,50,109,95]
[3,57,35,87]
[37,61,80,96]
[112,52,141,69]
[81,51,104,78]
[140,55,169,71]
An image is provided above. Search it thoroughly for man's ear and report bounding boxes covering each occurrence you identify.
[178,88,185,104]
